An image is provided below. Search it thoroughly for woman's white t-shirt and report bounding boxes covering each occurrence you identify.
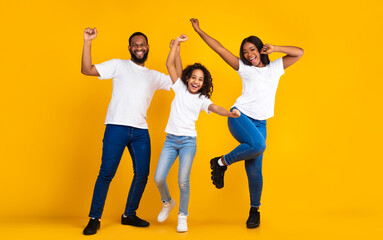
[233,58,285,120]
[95,59,172,129]
[165,78,213,137]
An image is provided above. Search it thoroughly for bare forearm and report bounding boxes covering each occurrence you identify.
[166,47,176,69]
[175,48,182,78]
[194,27,239,70]
[273,45,304,57]
[267,44,303,69]
[209,104,232,117]
[166,40,180,83]
[195,28,225,54]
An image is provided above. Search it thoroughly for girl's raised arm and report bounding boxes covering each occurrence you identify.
[166,35,188,83]
[190,18,239,71]
[261,44,304,69]
[169,39,183,78]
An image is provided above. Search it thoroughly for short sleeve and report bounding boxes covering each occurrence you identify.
[237,59,246,73]
[201,97,213,114]
[94,59,120,80]
[153,71,172,91]
[171,78,186,93]
[270,57,285,77]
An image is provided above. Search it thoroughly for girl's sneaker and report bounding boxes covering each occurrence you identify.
[157,199,176,222]
[177,213,188,232]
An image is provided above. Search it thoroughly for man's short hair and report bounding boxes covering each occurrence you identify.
[129,32,148,45]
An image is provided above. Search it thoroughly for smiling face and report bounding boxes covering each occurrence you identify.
[242,42,264,67]
[128,35,149,65]
[187,69,205,94]
[239,36,270,67]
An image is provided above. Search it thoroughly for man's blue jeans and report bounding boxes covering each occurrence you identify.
[154,134,197,216]
[225,107,267,208]
[88,124,151,219]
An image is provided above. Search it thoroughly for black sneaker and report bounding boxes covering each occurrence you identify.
[121,214,150,227]
[210,156,227,189]
[83,218,100,235]
[246,207,260,228]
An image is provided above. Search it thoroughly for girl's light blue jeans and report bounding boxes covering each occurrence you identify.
[154,134,197,216]
[225,107,267,208]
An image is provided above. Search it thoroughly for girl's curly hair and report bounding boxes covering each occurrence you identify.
[181,63,213,99]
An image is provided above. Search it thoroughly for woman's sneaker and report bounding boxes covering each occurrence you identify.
[246,207,260,228]
[157,199,176,222]
[210,156,227,189]
[176,213,188,232]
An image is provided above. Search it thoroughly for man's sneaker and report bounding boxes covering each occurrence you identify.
[246,207,260,228]
[210,156,227,189]
[157,199,176,222]
[176,213,188,232]
[121,214,150,227]
[83,218,100,235]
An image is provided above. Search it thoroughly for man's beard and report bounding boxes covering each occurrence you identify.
[130,49,149,64]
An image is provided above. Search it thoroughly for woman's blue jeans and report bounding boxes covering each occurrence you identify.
[154,134,197,216]
[225,107,267,208]
[88,124,151,219]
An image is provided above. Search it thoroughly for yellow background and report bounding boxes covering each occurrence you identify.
[0,0,382,239]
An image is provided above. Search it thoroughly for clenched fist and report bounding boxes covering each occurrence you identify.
[84,28,97,41]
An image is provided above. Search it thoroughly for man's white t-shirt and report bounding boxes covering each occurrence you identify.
[165,78,213,137]
[233,58,285,120]
[95,59,172,129]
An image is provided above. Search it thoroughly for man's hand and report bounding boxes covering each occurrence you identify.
[84,28,98,41]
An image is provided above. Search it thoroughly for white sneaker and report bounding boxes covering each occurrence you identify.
[157,199,176,222]
[176,213,188,232]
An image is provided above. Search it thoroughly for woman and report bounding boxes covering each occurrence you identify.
[190,18,304,229]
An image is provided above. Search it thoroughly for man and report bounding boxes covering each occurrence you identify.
[81,27,172,235]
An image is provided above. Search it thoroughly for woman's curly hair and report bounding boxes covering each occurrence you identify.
[181,63,213,99]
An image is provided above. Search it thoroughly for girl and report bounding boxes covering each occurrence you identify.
[190,18,304,228]
[154,34,240,232]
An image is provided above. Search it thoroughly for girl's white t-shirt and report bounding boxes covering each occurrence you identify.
[95,59,172,129]
[165,78,213,137]
[233,58,285,120]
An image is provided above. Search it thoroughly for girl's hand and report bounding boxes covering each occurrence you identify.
[260,44,275,54]
[190,18,200,31]
[231,109,241,118]
[176,34,188,42]
[84,27,97,41]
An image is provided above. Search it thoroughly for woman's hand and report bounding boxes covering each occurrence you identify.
[260,43,275,55]
[190,18,200,31]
